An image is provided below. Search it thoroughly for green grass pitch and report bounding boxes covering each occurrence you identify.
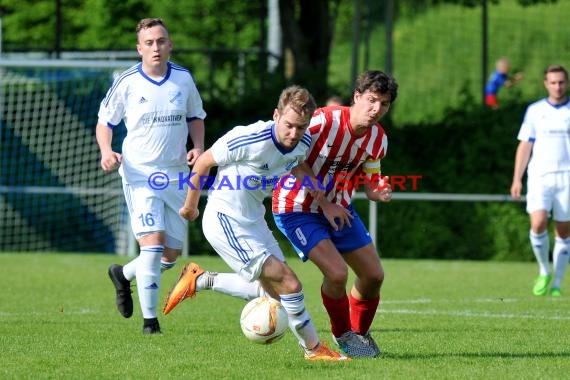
[1,253,569,379]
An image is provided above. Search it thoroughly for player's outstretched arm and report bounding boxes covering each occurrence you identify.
[506,72,524,88]
[319,201,353,231]
[187,118,205,165]
[179,149,217,221]
[290,161,325,201]
[366,175,392,203]
[290,161,353,231]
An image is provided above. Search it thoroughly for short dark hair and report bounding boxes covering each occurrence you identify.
[136,18,168,37]
[277,85,317,121]
[544,65,568,80]
[354,70,399,103]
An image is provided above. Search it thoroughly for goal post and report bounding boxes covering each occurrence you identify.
[0,59,137,254]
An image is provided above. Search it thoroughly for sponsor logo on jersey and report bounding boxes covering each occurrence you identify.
[140,112,184,126]
[169,91,182,104]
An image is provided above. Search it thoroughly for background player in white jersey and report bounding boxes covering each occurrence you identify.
[510,64,570,297]
[162,86,348,361]
[96,18,206,334]
[272,70,398,358]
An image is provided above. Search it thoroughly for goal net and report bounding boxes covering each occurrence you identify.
[0,59,137,254]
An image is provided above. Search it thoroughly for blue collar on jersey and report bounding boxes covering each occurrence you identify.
[271,123,297,154]
[544,97,569,109]
[137,62,172,86]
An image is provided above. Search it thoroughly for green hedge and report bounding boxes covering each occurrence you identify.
[373,100,537,261]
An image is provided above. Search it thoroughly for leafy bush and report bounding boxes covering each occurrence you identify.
[376,100,537,260]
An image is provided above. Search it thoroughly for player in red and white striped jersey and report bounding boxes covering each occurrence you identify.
[273,70,398,358]
[272,102,388,213]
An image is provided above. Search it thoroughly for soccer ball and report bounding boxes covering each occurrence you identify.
[240,296,288,344]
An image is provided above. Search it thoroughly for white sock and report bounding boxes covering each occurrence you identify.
[530,230,550,276]
[123,257,139,281]
[279,290,319,351]
[136,245,163,319]
[552,237,570,288]
[197,272,264,300]
[124,257,175,278]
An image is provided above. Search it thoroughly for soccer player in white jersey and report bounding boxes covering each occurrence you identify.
[162,86,349,361]
[272,70,398,358]
[510,64,570,297]
[96,18,206,334]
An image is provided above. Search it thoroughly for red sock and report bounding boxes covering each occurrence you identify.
[321,288,351,338]
[349,294,380,335]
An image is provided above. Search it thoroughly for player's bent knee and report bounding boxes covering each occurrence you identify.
[359,269,384,289]
[370,268,385,284]
[281,275,303,294]
[324,267,349,287]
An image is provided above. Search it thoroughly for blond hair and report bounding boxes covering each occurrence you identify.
[276,86,317,121]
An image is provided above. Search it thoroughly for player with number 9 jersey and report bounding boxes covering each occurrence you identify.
[272,70,398,358]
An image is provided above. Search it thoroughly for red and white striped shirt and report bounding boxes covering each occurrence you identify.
[272,106,387,214]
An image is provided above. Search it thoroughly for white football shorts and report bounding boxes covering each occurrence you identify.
[202,202,285,282]
[526,171,570,221]
[123,181,188,245]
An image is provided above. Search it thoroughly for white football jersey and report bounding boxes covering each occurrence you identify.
[98,62,206,183]
[273,106,387,214]
[517,98,570,177]
[207,120,311,224]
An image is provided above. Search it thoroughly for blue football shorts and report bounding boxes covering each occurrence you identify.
[273,205,372,262]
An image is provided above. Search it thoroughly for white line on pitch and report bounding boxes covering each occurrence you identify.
[382,297,567,304]
[379,308,570,320]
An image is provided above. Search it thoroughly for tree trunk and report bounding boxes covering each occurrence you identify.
[279,0,335,101]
